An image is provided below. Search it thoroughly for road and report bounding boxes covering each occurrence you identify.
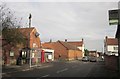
[2,60,118,78]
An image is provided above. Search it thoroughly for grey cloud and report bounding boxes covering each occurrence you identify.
[6,2,118,51]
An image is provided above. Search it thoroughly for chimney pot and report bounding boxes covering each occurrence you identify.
[65,39,67,42]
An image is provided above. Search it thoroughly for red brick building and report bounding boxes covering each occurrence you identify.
[2,27,41,65]
[42,40,83,60]
[67,39,85,57]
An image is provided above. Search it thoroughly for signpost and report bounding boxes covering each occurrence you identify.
[109,9,120,77]
[109,9,119,25]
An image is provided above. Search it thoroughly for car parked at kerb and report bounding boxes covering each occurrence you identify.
[82,56,89,62]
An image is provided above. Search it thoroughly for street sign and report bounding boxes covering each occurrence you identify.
[109,9,119,25]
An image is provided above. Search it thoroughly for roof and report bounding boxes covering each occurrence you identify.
[67,41,83,46]
[42,41,80,51]
[42,42,55,49]
[106,37,118,45]
[58,41,80,50]
[18,27,35,37]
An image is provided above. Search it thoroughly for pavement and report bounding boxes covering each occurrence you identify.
[87,61,119,77]
[2,62,53,75]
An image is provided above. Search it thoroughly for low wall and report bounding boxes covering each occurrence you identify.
[104,55,118,71]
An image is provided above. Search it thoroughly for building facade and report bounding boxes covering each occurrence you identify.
[42,40,83,60]
[2,27,41,65]
[104,36,118,56]
[67,39,85,57]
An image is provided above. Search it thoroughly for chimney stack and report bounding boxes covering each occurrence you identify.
[106,36,108,40]
[82,38,84,42]
[49,39,52,43]
[29,13,32,28]
[65,39,67,42]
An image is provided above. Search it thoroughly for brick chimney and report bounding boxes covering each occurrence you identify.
[106,36,108,39]
[105,36,108,41]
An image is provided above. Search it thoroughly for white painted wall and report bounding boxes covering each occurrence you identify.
[43,49,54,61]
[77,45,84,52]
[107,45,118,52]
[77,44,85,57]
[104,45,118,56]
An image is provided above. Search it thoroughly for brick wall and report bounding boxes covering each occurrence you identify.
[76,50,83,60]
[68,50,75,60]
[42,42,83,61]
[30,29,41,48]
[68,50,83,60]
[53,42,68,60]
[104,55,118,71]
[2,28,41,65]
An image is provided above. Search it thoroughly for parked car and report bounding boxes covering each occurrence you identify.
[89,56,97,62]
[82,56,89,62]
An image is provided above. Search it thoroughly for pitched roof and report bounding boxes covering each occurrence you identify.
[67,41,83,46]
[106,37,118,45]
[42,41,80,51]
[58,41,80,50]
[18,27,34,37]
[42,42,55,49]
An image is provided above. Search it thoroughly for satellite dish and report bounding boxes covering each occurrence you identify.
[35,32,39,37]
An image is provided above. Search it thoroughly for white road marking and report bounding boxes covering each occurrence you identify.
[2,71,19,75]
[41,74,49,77]
[83,62,89,64]
[56,68,68,73]
[2,68,32,75]
[22,69,30,71]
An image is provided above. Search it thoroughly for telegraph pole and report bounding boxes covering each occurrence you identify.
[117,2,120,76]
[29,13,32,68]
[116,9,120,77]
[109,3,119,77]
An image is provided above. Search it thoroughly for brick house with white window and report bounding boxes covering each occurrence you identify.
[42,40,83,61]
[104,36,118,71]
[104,36,118,56]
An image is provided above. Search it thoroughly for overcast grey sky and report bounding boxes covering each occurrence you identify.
[3,1,118,52]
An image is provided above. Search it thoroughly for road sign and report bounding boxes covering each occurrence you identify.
[109,9,119,25]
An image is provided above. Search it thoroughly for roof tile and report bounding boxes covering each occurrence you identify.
[106,38,118,45]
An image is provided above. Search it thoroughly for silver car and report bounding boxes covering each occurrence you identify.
[89,56,97,62]
[82,56,89,62]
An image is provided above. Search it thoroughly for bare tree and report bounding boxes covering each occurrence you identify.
[1,3,26,47]
[0,3,23,33]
